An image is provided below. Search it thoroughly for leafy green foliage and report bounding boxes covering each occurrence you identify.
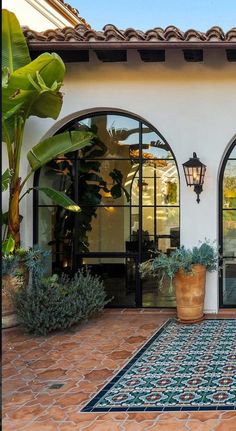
[2,9,31,72]
[2,234,15,254]
[2,247,50,279]
[47,125,131,253]
[109,168,130,202]
[171,241,219,274]
[27,131,93,171]
[191,242,219,271]
[36,187,81,212]
[12,270,110,335]
[2,53,65,125]
[140,240,219,284]
[2,10,93,247]
[2,168,13,191]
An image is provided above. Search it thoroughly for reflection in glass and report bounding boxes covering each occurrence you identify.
[77,114,139,159]
[78,206,133,253]
[38,206,74,274]
[223,160,236,208]
[80,159,136,206]
[229,145,236,158]
[36,111,180,307]
[142,274,176,307]
[80,256,136,307]
[141,207,179,252]
[223,259,236,305]
[38,160,74,205]
[223,210,236,256]
[157,208,180,236]
[221,142,236,306]
[142,127,172,159]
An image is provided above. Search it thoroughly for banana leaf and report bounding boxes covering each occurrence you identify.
[2,53,65,121]
[2,234,15,254]
[2,9,31,73]
[36,188,81,212]
[28,91,63,119]
[2,168,13,191]
[9,52,65,91]
[2,66,9,87]
[27,131,93,171]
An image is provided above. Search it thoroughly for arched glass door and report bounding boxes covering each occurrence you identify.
[220,141,236,307]
[34,111,180,307]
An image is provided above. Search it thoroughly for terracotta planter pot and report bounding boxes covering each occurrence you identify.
[2,266,29,329]
[174,264,206,323]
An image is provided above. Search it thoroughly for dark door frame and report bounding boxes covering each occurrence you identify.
[33,109,180,307]
[218,139,236,308]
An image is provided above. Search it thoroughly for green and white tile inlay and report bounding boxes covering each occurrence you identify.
[82,319,236,412]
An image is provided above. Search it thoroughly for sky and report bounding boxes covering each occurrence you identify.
[69,0,236,31]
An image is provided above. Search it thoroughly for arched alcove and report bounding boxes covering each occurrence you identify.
[34,110,180,307]
[219,139,236,307]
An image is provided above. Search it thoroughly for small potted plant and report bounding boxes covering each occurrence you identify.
[140,241,218,323]
[2,246,50,328]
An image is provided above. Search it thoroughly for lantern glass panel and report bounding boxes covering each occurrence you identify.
[199,166,206,185]
[184,166,191,185]
[192,167,201,185]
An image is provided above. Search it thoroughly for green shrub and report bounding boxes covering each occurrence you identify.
[2,247,50,279]
[12,270,110,335]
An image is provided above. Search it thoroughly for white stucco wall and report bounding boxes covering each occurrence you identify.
[3,48,236,312]
[2,0,77,30]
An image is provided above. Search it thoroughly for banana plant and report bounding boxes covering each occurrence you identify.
[2,10,93,247]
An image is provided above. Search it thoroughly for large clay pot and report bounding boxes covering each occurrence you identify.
[2,266,29,329]
[174,264,206,323]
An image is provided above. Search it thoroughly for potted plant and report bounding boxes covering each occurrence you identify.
[2,247,50,328]
[140,241,218,323]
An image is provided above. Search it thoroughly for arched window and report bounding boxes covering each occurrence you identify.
[34,111,180,307]
[219,140,236,307]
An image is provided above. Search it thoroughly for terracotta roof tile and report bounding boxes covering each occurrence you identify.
[23,24,236,47]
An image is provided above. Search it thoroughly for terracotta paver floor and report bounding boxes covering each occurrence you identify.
[2,309,236,431]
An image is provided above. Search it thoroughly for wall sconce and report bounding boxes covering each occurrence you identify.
[182,152,206,203]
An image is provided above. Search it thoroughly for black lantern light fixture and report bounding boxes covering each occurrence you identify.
[182,152,206,203]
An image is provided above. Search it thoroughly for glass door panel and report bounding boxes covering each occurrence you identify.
[223,258,236,305]
[79,256,137,307]
[141,164,179,307]
[36,111,180,308]
[221,143,236,307]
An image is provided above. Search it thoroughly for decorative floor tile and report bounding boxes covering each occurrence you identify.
[82,319,236,412]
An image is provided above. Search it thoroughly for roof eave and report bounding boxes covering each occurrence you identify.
[27,41,236,51]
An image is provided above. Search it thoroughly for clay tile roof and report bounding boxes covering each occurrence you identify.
[226,29,236,41]
[184,29,206,42]
[145,28,166,41]
[23,24,236,48]
[103,24,126,41]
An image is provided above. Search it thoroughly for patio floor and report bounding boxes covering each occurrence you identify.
[2,309,236,431]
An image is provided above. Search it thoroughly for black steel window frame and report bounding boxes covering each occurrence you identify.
[219,139,236,308]
[33,109,180,308]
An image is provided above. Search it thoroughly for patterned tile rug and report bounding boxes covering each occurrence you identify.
[82,319,236,412]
